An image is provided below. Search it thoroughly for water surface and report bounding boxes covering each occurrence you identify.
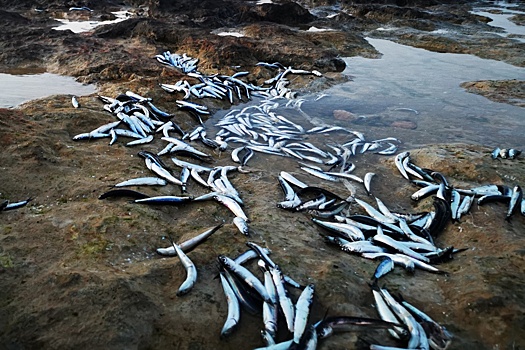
[296,38,525,149]
[53,10,131,33]
[0,72,96,108]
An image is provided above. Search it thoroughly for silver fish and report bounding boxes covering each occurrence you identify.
[270,266,295,333]
[394,151,410,180]
[301,167,338,182]
[294,284,315,343]
[219,273,240,337]
[354,198,397,224]
[364,172,375,195]
[411,184,440,201]
[71,96,79,108]
[372,257,395,282]
[218,255,272,304]
[114,177,167,187]
[170,241,197,296]
[156,224,223,256]
[233,216,249,235]
[373,232,430,262]
[214,194,248,221]
[372,289,408,340]
[506,185,523,221]
[280,171,308,189]
[126,135,154,146]
[312,218,365,241]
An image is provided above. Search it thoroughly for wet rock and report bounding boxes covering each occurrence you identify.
[248,2,315,25]
[390,119,417,129]
[0,9,30,24]
[461,80,525,108]
[509,14,525,26]
[94,17,149,38]
[333,109,356,121]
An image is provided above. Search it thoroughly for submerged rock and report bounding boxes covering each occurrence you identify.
[461,79,525,108]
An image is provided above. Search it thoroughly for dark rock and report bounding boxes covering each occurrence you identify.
[247,2,315,25]
[94,17,149,38]
[0,9,30,24]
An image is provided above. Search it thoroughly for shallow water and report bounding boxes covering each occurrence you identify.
[471,0,525,42]
[0,72,96,108]
[296,38,525,150]
[52,10,131,33]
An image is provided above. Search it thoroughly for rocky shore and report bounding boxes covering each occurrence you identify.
[1,1,524,349]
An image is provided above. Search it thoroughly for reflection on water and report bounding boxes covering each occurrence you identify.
[296,38,525,149]
[0,72,96,108]
[471,0,525,42]
[53,10,131,33]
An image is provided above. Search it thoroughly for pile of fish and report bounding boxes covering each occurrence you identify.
[66,49,525,349]
[214,241,438,350]
[155,51,200,74]
[214,103,399,172]
[395,152,525,221]
[367,285,452,350]
[159,70,270,103]
[99,150,253,236]
[276,170,454,281]
[217,242,308,345]
[72,91,179,146]
[491,147,521,160]
[157,52,323,102]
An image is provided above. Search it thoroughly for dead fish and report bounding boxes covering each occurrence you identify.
[71,96,79,108]
[99,189,149,200]
[113,177,167,187]
[156,223,224,256]
[506,185,523,221]
[364,172,375,196]
[168,237,197,296]
[233,216,249,235]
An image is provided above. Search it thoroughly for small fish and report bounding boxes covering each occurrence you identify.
[2,198,33,211]
[411,184,440,201]
[364,172,375,195]
[372,257,395,283]
[312,218,365,241]
[126,135,154,146]
[270,265,295,333]
[302,167,338,182]
[491,147,501,159]
[354,198,397,224]
[71,96,79,108]
[372,288,410,340]
[214,195,249,221]
[373,232,430,263]
[219,273,240,338]
[113,177,167,187]
[218,255,272,304]
[506,185,523,221]
[233,216,249,235]
[169,238,198,296]
[133,195,192,205]
[293,284,315,343]
[280,171,308,189]
[394,151,410,180]
[509,149,521,159]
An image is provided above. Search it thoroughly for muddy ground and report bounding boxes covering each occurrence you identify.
[1,0,524,349]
